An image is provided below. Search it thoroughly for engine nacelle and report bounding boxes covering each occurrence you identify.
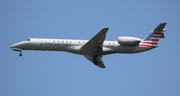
[118,36,141,46]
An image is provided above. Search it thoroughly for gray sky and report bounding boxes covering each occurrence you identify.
[1,0,179,96]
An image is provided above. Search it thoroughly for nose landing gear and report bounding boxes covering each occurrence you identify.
[11,48,22,57]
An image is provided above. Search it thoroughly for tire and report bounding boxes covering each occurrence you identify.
[19,53,22,56]
[93,59,98,65]
[93,54,98,65]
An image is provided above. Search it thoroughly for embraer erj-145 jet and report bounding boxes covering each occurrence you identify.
[10,22,167,68]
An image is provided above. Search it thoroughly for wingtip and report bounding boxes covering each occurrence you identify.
[100,66,106,68]
[103,27,109,29]
[161,22,167,24]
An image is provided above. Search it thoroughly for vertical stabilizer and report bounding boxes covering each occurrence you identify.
[141,22,167,48]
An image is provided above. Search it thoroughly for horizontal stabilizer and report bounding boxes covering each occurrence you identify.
[153,22,167,32]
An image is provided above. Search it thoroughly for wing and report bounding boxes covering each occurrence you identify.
[84,55,106,68]
[81,28,109,68]
[81,28,109,52]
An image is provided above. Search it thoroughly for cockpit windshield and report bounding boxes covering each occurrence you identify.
[26,39,30,41]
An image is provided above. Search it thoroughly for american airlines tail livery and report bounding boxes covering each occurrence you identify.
[10,22,167,68]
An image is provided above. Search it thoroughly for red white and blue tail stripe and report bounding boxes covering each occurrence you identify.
[140,22,167,48]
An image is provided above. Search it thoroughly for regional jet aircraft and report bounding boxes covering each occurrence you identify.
[10,22,167,68]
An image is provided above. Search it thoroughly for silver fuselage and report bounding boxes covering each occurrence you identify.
[10,38,153,56]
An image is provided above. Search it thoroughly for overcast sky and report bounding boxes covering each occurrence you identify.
[1,0,180,96]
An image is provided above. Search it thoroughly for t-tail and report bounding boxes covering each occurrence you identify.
[140,22,167,48]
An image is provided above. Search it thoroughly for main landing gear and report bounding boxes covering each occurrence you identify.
[93,48,98,65]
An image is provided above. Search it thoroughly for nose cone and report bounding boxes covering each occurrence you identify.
[10,41,25,49]
[10,43,18,48]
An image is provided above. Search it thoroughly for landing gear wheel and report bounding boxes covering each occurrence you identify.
[93,59,98,65]
[93,55,98,65]
[19,52,22,57]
